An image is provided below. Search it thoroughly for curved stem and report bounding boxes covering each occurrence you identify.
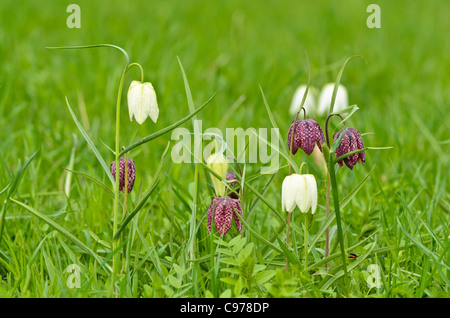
[298,162,309,175]
[46,44,130,66]
[325,113,345,148]
[127,63,145,82]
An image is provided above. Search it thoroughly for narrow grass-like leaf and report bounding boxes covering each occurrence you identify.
[233,205,283,255]
[276,235,300,266]
[334,147,393,164]
[10,198,111,272]
[309,165,376,251]
[397,217,450,272]
[0,149,39,243]
[119,91,216,157]
[113,142,169,239]
[328,55,367,114]
[177,57,201,265]
[320,240,377,290]
[66,169,114,198]
[65,97,115,186]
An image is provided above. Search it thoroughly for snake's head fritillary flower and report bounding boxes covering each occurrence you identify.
[206,153,228,197]
[110,158,136,193]
[287,118,325,155]
[281,174,318,214]
[318,83,348,116]
[333,127,365,170]
[127,80,159,124]
[289,85,319,117]
[226,171,240,199]
[207,197,243,236]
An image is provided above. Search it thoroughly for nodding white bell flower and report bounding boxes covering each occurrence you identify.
[281,174,317,214]
[206,152,229,197]
[289,85,318,117]
[127,80,159,125]
[317,83,348,116]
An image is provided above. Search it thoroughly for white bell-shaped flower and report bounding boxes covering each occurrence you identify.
[317,83,348,116]
[289,85,318,117]
[281,173,318,214]
[127,80,159,124]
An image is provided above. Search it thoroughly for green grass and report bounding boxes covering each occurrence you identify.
[0,0,449,298]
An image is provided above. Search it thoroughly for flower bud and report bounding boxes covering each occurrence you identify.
[127,80,159,125]
[110,158,136,193]
[333,127,365,170]
[318,83,348,115]
[281,174,317,214]
[226,171,240,199]
[206,153,228,197]
[207,196,243,236]
[287,118,325,155]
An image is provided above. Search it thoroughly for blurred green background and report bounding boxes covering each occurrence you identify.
[0,0,449,297]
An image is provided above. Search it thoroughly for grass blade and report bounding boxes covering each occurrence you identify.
[65,97,115,186]
[119,91,216,157]
[0,149,40,244]
[10,198,111,272]
[114,142,170,239]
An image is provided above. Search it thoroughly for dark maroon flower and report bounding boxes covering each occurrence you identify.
[287,118,325,155]
[226,171,240,199]
[333,128,365,170]
[110,158,136,193]
[207,197,243,236]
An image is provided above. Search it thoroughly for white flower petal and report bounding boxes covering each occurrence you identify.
[304,174,318,214]
[295,175,309,213]
[127,80,141,122]
[282,175,300,213]
[127,80,158,125]
[144,82,158,123]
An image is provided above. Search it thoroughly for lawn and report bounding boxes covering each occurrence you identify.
[0,0,449,299]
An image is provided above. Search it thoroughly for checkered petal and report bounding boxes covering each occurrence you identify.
[288,119,324,155]
[110,158,136,193]
[333,128,365,170]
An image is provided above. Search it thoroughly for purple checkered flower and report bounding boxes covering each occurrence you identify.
[287,118,325,155]
[226,171,239,199]
[110,158,136,193]
[207,197,243,236]
[333,128,365,170]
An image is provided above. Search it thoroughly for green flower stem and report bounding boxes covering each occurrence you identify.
[112,66,128,284]
[328,152,349,291]
[304,213,308,273]
[285,212,291,271]
[128,62,145,82]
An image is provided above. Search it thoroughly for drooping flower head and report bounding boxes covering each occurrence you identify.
[127,80,159,124]
[226,171,240,199]
[207,197,243,236]
[110,158,136,193]
[281,174,317,214]
[287,118,325,156]
[333,127,365,170]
